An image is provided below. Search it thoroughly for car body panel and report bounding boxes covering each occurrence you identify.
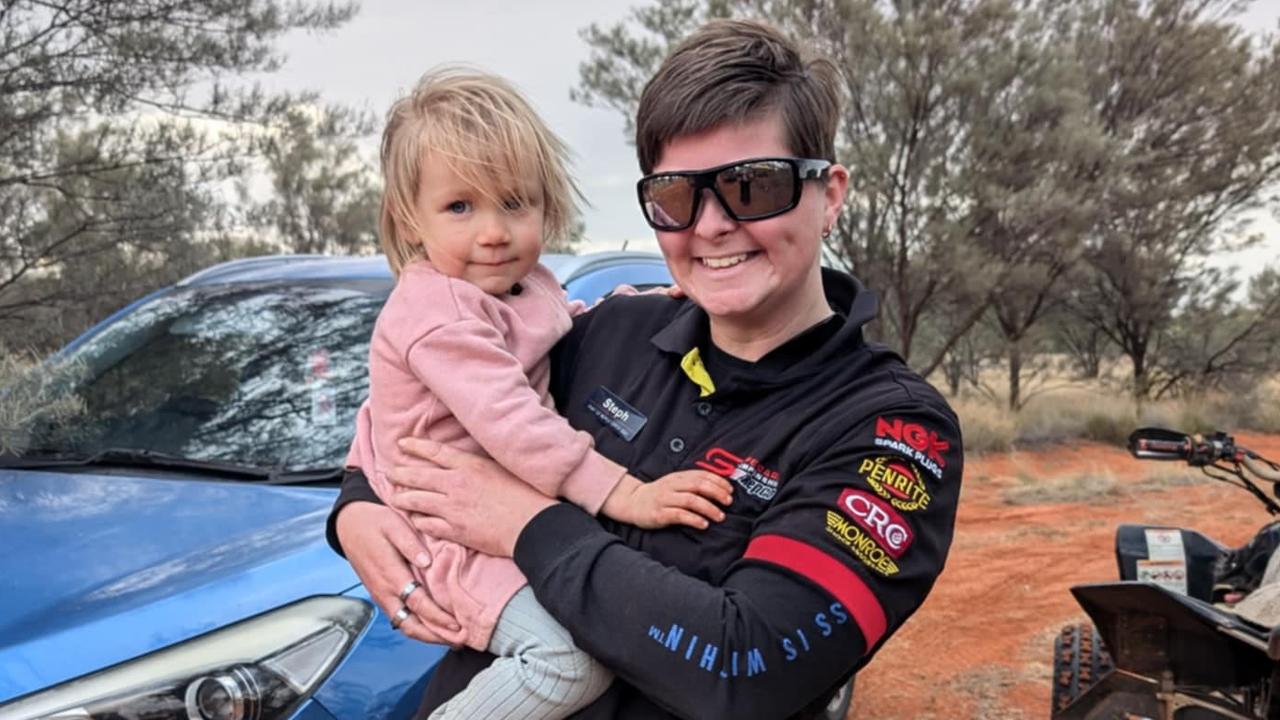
[0,469,353,701]
[317,586,446,719]
[0,252,670,716]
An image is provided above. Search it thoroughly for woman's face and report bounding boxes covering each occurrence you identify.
[649,113,848,333]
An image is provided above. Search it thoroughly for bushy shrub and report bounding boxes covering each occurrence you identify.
[0,348,86,454]
[1081,412,1133,445]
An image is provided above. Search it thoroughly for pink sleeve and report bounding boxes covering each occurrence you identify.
[404,318,627,514]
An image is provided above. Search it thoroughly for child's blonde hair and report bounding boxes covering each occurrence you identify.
[379,66,580,275]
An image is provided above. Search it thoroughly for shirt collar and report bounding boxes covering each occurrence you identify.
[650,267,878,386]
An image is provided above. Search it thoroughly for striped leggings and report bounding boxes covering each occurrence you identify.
[428,586,613,720]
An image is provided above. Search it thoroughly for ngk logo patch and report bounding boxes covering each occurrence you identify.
[857,456,931,512]
[873,417,948,479]
[836,488,914,557]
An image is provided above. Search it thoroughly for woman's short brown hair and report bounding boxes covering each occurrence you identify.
[635,19,842,174]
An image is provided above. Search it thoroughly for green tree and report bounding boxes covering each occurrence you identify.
[0,0,359,349]
[929,1,1099,407]
[1062,0,1280,398]
[243,104,381,256]
[1149,266,1280,398]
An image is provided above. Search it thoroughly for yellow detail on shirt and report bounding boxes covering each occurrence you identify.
[680,348,716,398]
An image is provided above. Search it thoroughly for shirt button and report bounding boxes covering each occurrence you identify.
[695,402,712,417]
[668,437,686,453]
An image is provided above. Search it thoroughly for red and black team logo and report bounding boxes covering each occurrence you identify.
[695,447,780,501]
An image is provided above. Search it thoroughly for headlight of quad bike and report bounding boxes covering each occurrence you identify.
[0,596,372,720]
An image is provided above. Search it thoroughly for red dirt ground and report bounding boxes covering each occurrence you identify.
[848,433,1280,720]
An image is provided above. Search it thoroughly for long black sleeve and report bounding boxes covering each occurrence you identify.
[512,407,962,720]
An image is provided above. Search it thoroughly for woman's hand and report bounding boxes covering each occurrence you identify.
[389,438,557,558]
[334,501,468,647]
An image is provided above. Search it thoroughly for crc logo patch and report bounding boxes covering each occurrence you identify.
[836,488,914,557]
[825,511,900,576]
[695,447,779,501]
[873,417,948,479]
[857,456,931,512]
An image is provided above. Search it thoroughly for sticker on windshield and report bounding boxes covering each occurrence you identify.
[307,349,336,426]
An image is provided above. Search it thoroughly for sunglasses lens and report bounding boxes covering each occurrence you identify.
[715,160,797,220]
[641,175,697,230]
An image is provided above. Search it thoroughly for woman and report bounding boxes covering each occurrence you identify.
[330,18,963,719]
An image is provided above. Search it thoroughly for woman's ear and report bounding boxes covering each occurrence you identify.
[823,164,850,230]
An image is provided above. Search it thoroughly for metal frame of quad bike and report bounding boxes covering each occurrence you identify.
[1052,428,1280,720]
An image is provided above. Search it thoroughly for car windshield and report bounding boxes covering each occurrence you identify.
[4,280,388,472]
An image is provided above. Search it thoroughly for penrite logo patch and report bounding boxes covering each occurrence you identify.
[825,511,900,576]
[695,447,780,501]
[857,456,931,512]
[836,488,914,557]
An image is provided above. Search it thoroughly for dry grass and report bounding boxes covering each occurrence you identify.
[1002,467,1122,505]
[953,375,1280,454]
[1001,464,1208,506]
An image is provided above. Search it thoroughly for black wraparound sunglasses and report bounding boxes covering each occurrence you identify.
[636,157,832,232]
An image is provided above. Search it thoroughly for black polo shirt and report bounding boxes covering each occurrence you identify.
[328,268,963,720]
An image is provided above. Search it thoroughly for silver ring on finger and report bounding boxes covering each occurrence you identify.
[390,604,411,630]
[398,580,421,604]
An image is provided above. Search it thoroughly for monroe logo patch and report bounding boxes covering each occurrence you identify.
[824,511,900,576]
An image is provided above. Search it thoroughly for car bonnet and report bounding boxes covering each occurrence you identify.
[0,469,359,702]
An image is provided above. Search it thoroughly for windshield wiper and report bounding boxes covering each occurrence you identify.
[0,447,342,485]
[264,466,345,485]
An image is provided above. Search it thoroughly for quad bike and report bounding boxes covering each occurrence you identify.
[1051,428,1280,719]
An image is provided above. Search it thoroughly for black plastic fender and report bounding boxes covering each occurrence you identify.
[1071,582,1272,688]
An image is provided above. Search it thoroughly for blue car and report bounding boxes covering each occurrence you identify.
[0,252,671,720]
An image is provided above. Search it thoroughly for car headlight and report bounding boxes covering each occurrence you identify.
[0,596,372,720]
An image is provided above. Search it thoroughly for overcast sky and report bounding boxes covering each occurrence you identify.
[270,0,1280,270]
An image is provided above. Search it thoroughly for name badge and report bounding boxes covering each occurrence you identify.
[586,386,647,442]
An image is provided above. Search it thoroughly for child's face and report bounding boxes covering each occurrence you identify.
[412,155,544,295]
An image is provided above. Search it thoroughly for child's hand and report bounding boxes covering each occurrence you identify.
[606,283,686,299]
[601,471,734,529]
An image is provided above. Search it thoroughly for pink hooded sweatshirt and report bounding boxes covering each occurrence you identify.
[346,260,627,650]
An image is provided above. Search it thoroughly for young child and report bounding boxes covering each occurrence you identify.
[345,67,733,720]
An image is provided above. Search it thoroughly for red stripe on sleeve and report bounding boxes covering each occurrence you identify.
[744,534,888,648]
